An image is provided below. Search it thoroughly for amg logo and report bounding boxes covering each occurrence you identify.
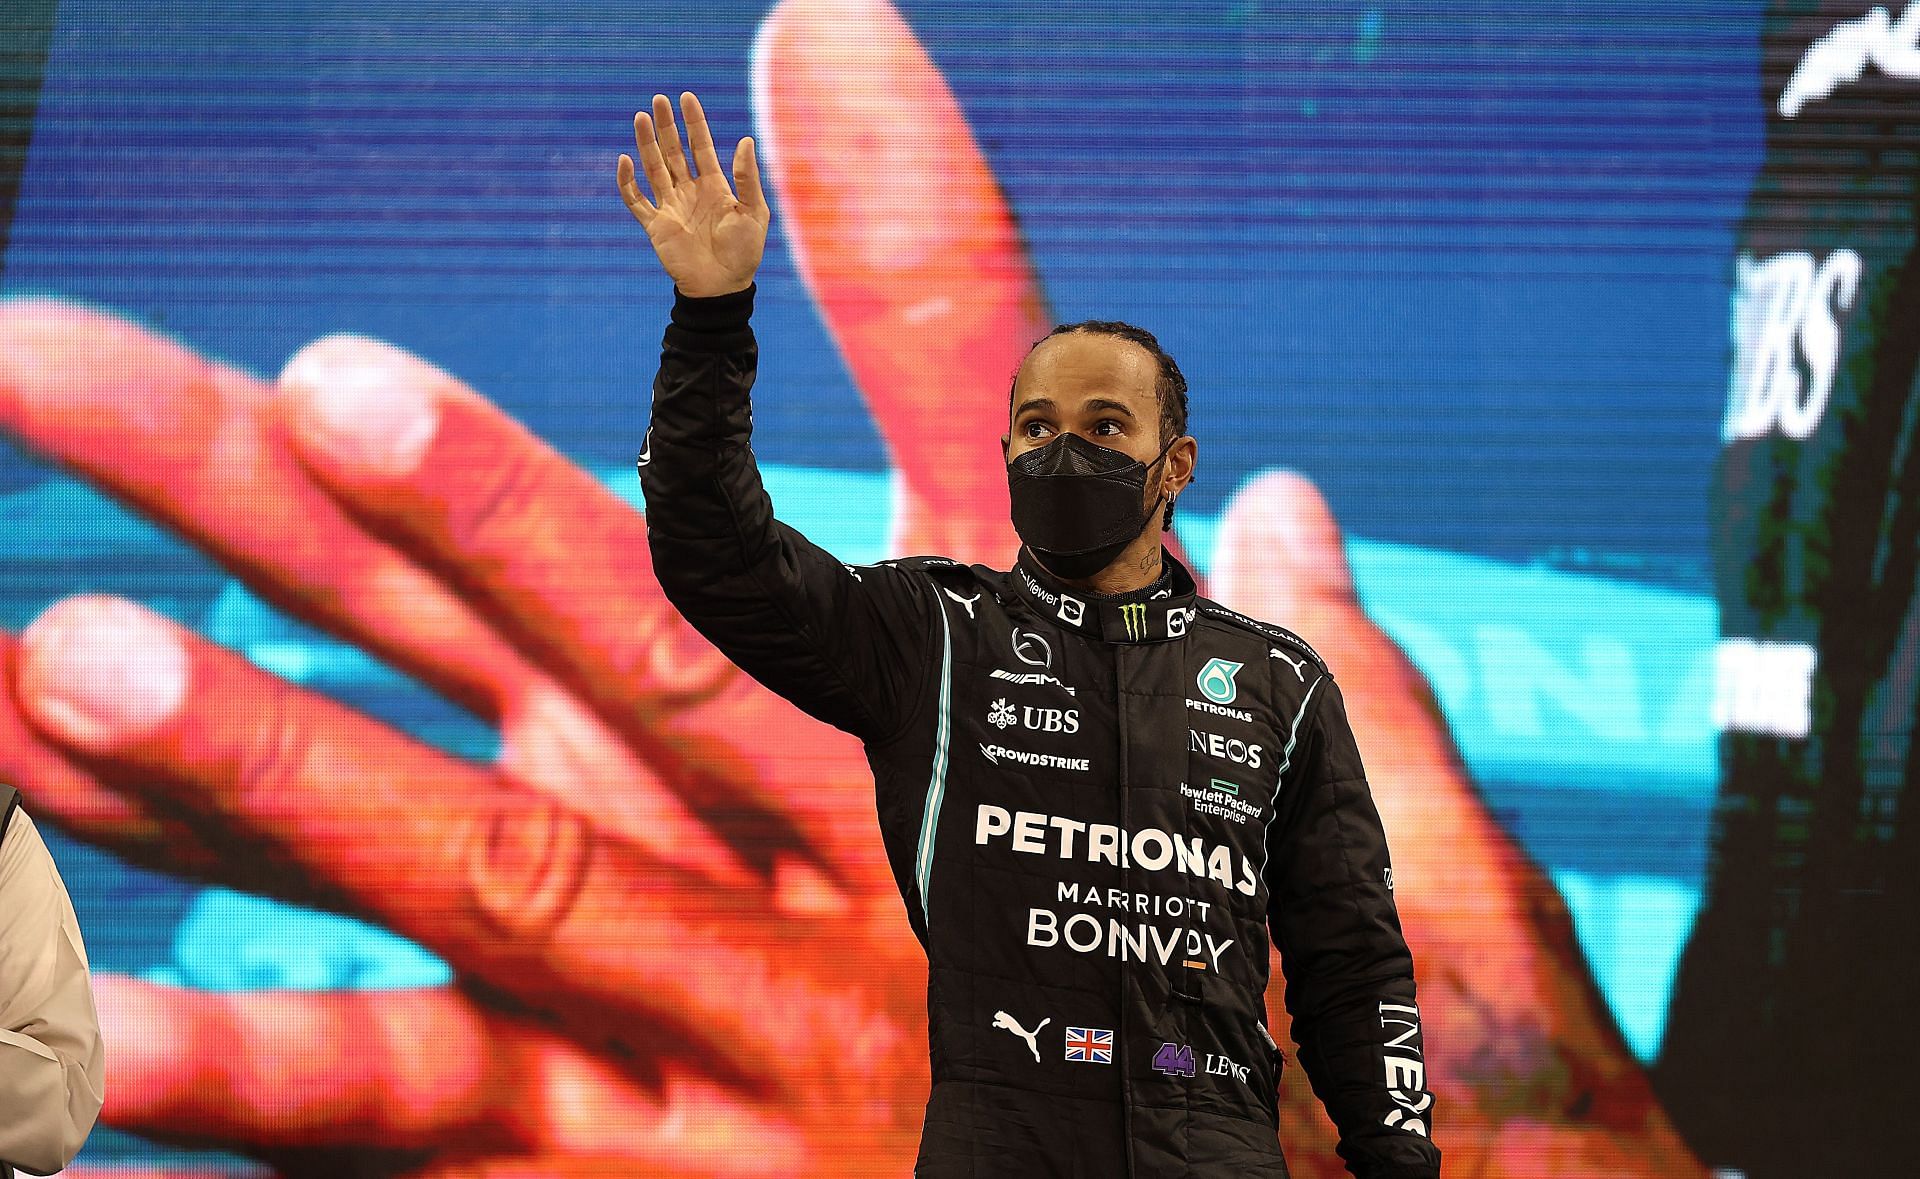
[990,669,1076,695]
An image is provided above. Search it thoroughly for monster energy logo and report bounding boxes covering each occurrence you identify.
[1120,602,1147,640]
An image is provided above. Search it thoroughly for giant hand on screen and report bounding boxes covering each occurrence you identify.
[0,300,947,1176]
[0,0,1711,1176]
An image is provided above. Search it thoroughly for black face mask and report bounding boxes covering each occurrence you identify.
[1006,432,1174,580]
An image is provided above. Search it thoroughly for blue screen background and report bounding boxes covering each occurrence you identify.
[1,1,1763,1166]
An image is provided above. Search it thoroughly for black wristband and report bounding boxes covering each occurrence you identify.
[670,284,756,334]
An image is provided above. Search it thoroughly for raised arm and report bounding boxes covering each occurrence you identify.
[1267,677,1442,1179]
[618,93,935,743]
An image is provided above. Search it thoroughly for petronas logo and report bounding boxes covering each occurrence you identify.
[1120,602,1147,640]
[1197,657,1244,705]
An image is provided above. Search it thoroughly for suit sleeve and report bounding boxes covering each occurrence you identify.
[638,285,937,744]
[0,811,105,1176]
[1267,676,1440,1179]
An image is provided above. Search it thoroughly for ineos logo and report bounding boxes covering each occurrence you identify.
[1013,629,1053,669]
[1190,729,1264,770]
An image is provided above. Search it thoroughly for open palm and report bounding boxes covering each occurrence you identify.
[617,92,768,299]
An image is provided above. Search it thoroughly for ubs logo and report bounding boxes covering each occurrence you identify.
[989,698,1081,734]
[1722,248,1861,443]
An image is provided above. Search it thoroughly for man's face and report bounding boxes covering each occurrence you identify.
[1005,332,1165,465]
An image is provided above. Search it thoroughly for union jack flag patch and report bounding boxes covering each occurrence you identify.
[1064,1026,1114,1064]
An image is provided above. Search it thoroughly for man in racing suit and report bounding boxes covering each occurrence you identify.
[620,90,1440,1178]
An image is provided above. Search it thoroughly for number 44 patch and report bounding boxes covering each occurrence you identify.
[1152,1041,1197,1078]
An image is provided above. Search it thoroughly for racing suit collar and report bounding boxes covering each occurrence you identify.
[1011,547,1199,643]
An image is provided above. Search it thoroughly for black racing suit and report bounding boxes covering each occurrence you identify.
[639,286,1441,1178]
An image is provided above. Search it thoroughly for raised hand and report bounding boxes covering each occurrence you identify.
[617,92,769,298]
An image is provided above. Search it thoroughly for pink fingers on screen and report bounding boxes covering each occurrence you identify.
[0,300,531,723]
[14,595,925,1116]
[753,0,1036,566]
[276,333,890,899]
[91,976,806,1175]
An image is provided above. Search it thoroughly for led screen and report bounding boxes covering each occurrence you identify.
[2,1,1913,1175]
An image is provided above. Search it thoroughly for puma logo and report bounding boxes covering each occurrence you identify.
[945,589,981,619]
[1270,646,1309,682]
[992,1010,1050,1062]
